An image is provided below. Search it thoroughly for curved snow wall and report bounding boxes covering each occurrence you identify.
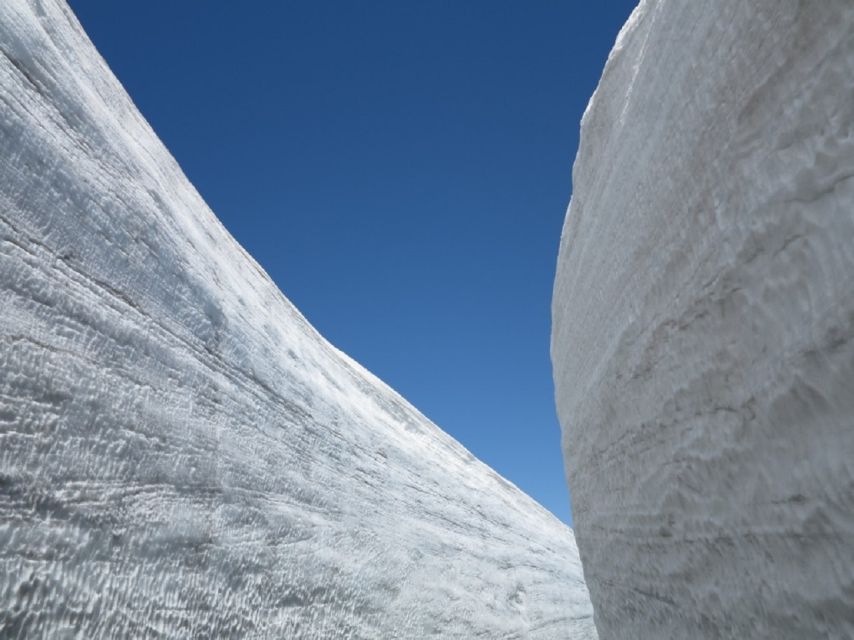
[0,1,598,638]
[553,1,854,638]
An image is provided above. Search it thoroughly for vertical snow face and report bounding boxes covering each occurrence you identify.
[553,1,854,638]
[0,1,597,638]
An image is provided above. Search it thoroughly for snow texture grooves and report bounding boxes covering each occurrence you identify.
[552,1,854,638]
[0,1,596,638]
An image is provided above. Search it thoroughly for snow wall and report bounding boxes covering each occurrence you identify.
[0,1,597,638]
[553,1,854,638]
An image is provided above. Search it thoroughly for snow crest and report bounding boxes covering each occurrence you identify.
[553,1,854,638]
[0,1,596,637]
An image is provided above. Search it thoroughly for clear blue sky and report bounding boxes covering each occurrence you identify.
[69,0,636,525]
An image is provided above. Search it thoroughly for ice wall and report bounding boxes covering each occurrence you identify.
[0,1,597,637]
[553,1,854,638]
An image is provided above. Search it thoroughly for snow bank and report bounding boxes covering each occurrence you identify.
[553,1,854,638]
[0,1,596,637]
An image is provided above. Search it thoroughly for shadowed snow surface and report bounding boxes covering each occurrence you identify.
[553,1,854,638]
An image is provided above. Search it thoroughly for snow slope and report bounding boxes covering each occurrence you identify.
[0,1,596,637]
[553,1,854,638]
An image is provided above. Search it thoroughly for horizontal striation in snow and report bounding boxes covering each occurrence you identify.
[0,1,596,638]
[552,1,854,638]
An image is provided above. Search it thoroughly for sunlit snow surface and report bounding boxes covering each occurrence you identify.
[553,1,854,638]
[0,1,596,637]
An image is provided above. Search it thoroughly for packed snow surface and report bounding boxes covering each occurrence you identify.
[0,1,597,637]
[553,1,854,638]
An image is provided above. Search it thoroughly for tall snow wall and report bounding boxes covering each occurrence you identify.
[0,1,598,638]
[553,1,854,638]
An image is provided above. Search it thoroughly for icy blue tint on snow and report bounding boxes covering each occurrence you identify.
[68,0,637,525]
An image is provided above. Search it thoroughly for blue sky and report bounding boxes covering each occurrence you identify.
[69,0,637,525]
